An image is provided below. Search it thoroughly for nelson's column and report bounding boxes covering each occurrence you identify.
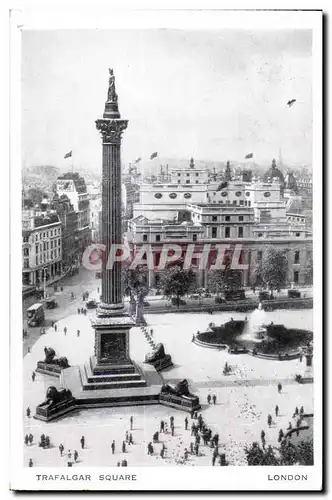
[58,70,163,410]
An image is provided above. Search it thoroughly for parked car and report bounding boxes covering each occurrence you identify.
[288,289,301,298]
[171,297,186,306]
[215,296,226,304]
[86,299,98,309]
[259,291,272,301]
[224,290,246,301]
[143,301,150,307]
[45,298,58,309]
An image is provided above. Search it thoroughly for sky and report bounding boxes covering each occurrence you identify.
[21,29,312,171]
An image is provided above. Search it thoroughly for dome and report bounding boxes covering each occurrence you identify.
[263,159,285,184]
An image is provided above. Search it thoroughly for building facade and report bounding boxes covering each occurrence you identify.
[22,209,62,286]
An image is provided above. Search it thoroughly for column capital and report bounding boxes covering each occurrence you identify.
[95,118,128,144]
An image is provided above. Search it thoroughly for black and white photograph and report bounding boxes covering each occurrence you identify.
[9,7,323,492]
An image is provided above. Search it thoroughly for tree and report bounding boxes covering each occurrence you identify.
[208,252,242,295]
[279,439,313,466]
[27,187,45,205]
[122,264,149,322]
[304,256,313,285]
[259,247,288,297]
[159,266,196,307]
[208,270,225,296]
[244,442,279,466]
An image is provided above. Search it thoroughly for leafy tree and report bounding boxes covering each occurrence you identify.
[208,270,226,296]
[208,252,242,294]
[259,247,288,297]
[279,439,313,466]
[304,256,313,285]
[122,265,149,320]
[27,187,45,205]
[159,265,196,307]
[244,442,279,466]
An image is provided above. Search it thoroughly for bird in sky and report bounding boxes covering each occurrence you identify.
[287,99,297,107]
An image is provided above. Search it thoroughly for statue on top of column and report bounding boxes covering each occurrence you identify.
[107,68,118,103]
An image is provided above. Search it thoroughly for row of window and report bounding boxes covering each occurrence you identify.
[142,234,199,243]
[177,173,200,177]
[206,215,245,222]
[35,228,61,241]
[155,192,193,199]
[210,227,244,238]
[35,239,61,253]
[35,249,59,265]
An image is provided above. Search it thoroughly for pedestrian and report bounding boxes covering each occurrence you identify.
[67,450,72,467]
[160,447,165,459]
[190,409,194,419]
[212,394,217,405]
[78,308,81,315]
[130,415,133,430]
[125,431,129,443]
[267,414,272,428]
[277,382,282,393]
[26,407,31,418]
[64,326,67,335]
[111,440,115,454]
[84,309,87,316]
[150,329,153,337]
[207,394,211,405]
[59,443,64,456]
[213,433,219,447]
[160,420,164,433]
[28,433,33,445]
[77,329,80,337]
[24,434,29,446]
[81,307,84,314]
[296,417,302,428]
[129,433,133,445]
[190,442,194,454]
[261,430,266,443]
[147,442,154,455]
[121,459,128,467]
[153,431,159,443]
[61,286,63,292]
[170,416,174,427]
[116,462,120,467]
[184,448,189,461]
[275,404,279,417]
[74,450,78,463]
[97,287,100,294]
[300,406,304,416]
[164,422,168,434]
[287,421,293,430]
[45,436,50,448]
[54,324,57,332]
[122,441,126,453]
[31,371,36,382]
[294,406,299,416]
[80,436,85,449]
[195,434,201,445]
[28,459,33,467]
[278,429,284,443]
[191,423,195,436]
[27,346,31,353]
[195,443,199,456]
[300,353,303,362]
[185,416,188,430]
[51,320,54,328]
[171,424,174,436]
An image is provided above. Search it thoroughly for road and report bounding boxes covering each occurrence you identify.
[22,266,313,356]
[22,267,100,356]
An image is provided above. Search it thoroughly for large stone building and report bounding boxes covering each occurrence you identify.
[51,193,79,270]
[22,209,62,286]
[127,158,312,288]
[56,172,91,255]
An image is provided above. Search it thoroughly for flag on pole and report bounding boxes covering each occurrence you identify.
[150,152,158,160]
[64,150,72,159]
[244,153,253,159]
[134,157,142,164]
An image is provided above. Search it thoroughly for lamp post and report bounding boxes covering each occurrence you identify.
[42,266,48,300]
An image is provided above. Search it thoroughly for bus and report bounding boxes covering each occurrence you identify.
[27,303,45,327]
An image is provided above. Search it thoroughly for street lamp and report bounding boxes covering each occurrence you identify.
[42,266,48,300]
